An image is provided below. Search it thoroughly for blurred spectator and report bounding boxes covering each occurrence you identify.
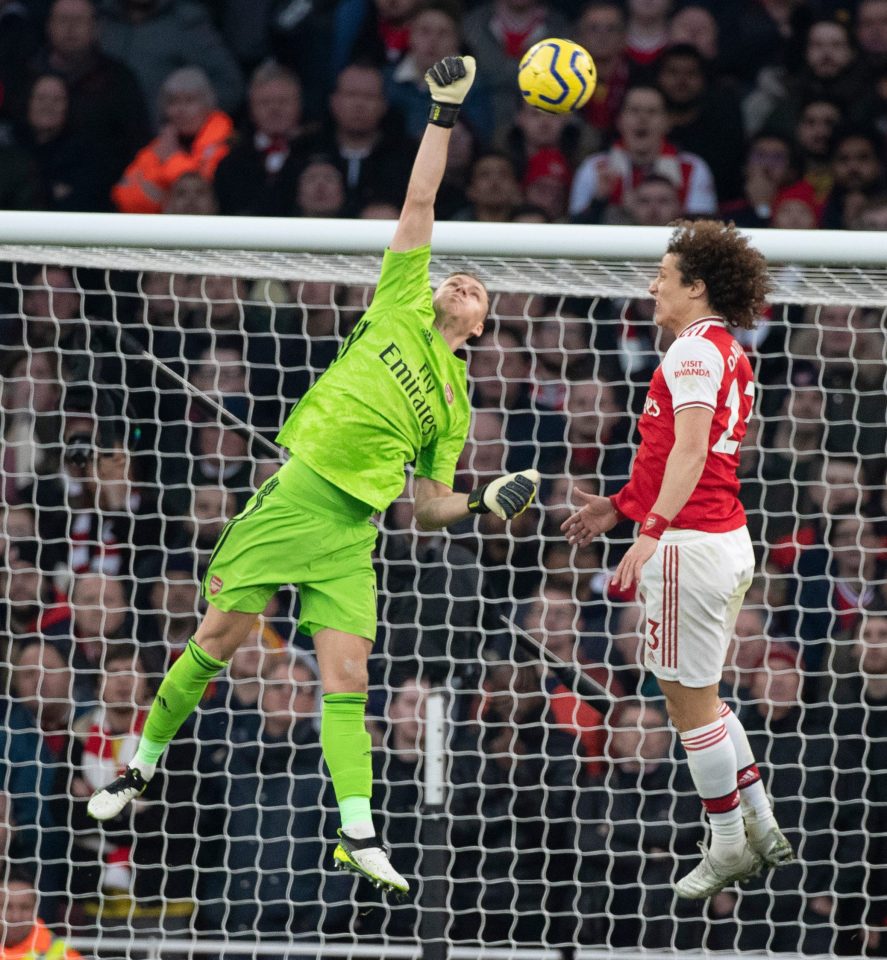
[667,4,719,62]
[729,646,841,954]
[771,180,820,228]
[214,61,308,217]
[522,147,571,220]
[794,514,884,674]
[654,43,745,203]
[69,572,134,704]
[112,67,233,214]
[747,16,868,139]
[0,138,39,209]
[33,0,150,185]
[0,349,63,506]
[721,606,769,704]
[181,485,236,571]
[520,584,609,775]
[763,453,864,581]
[623,0,671,68]
[201,650,350,938]
[575,0,630,136]
[386,3,495,143]
[99,0,244,124]
[333,0,422,72]
[11,636,83,740]
[80,642,149,893]
[378,487,482,683]
[77,640,207,936]
[139,553,200,674]
[8,632,92,916]
[715,0,802,91]
[161,171,218,215]
[436,117,477,218]
[790,305,887,462]
[294,155,348,217]
[722,132,800,227]
[219,0,330,109]
[613,171,681,225]
[301,63,410,213]
[449,655,585,946]
[579,698,702,949]
[856,0,887,73]
[498,100,589,178]
[187,401,271,511]
[464,0,569,132]
[468,325,553,472]
[792,96,842,202]
[21,70,110,210]
[819,127,886,228]
[199,616,286,752]
[2,539,71,647]
[460,410,542,601]
[0,2,40,122]
[569,84,717,222]
[61,434,163,582]
[851,189,887,227]
[0,870,82,959]
[831,610,887,948]
[453,150,522,221]
[527,312,592,404]
[362,677,429,937]
[560,378,631,489]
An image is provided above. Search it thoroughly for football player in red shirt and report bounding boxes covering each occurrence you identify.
[563,220,794,899]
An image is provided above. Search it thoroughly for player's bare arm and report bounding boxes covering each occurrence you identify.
[413,471,541,531]
[390,57,476,253]
[614,405,713,589]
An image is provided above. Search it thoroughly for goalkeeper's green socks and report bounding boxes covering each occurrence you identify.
[131,637,227,778]
[322,693,375,838]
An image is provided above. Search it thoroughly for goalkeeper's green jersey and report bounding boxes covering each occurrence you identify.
[276,245,472,512]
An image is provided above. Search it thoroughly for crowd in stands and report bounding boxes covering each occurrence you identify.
[3,0,887,228]
[0,0,886,957]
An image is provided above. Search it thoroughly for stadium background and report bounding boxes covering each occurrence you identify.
[1,0,886,957]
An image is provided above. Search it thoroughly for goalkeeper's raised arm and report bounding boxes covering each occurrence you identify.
[390,55,477,253]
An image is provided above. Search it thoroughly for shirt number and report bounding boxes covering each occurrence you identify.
[712,380,754,454]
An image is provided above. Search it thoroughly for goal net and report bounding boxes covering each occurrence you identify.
[0,219,884,960]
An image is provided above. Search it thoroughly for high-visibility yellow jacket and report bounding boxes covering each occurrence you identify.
[112,110,233,213]
[0,919,82,959]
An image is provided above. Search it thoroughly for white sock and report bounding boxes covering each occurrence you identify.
[343,820,375,840]
[718,702,778,838]
[681,719,745,857]
[129,756,156,781]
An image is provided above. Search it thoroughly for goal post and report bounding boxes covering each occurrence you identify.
[0,215,884,960]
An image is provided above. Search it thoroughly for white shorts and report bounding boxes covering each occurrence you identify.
[638,526,755,688]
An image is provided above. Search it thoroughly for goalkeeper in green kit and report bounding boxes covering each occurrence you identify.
[87,55,540,896]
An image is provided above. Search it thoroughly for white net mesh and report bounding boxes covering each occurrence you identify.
[0,240,885,960]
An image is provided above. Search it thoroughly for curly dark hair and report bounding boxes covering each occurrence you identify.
[666,219,771,330]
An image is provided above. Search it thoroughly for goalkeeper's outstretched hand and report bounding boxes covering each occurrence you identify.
[425,55,476,105]
[468,469,540,521]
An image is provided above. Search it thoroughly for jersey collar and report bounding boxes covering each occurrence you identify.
[678,316,727,337]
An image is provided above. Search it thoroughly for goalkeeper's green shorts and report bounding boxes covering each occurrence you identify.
[201,456,378,640]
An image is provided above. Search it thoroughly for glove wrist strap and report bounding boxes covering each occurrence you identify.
[467,485,490,514]
[428,101,460,128]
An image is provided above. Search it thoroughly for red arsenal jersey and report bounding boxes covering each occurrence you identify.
[612,317,754,533]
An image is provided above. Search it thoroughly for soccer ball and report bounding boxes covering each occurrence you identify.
[518,38,597,114]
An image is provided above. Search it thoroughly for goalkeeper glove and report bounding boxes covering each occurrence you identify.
[468,469,540,520]
[426,55,476,128]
